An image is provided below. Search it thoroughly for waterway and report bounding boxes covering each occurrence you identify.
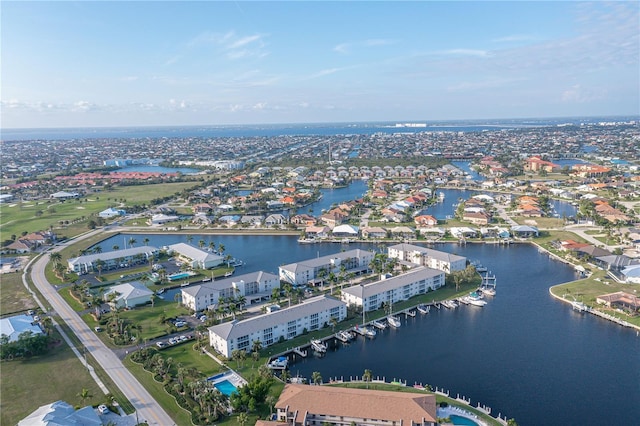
[95,235,640,425]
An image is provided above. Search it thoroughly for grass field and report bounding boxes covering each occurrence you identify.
[0,268,38,316]
[0,181,200,238]
[0,332,106,426]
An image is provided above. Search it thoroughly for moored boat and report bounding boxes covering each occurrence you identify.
[417,304,430,314]
[311,339,327,353]
[387,315,402,328]
[372,319,387,330]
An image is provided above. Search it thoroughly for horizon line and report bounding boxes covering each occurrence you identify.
[2,114,639,132]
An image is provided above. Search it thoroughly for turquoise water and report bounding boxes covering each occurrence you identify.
[449,415,479,425]
[214,379,237,396]
[168,272,191,281]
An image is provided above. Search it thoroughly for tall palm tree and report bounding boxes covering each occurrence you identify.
[311,371,323,385]
[49,252,62,266]
[198,239,205,249]
[142,237,150,247]
[128,237,137,248]
[363,369,373,388]
[208,240,216,252]
[186,234,193,245]
[93,245,103,254]
[112,244,120,251]
[217,243,225,255]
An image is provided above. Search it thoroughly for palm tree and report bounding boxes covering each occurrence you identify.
[112,244,120,251]
[93,245,103,254]
[217,243,225,255]
[142,237,149,247]
[95,259,105,278]
[49,251,62,266]
[198,239,205,249]
[208,240,216,252]
[186,234,193,245]
[128,237,137,248]
[363,369,373,388]
[237,412,249,426]
[77,388,93,405]
[311,371,323,385]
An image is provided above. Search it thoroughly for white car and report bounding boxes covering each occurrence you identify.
[98,404,109,414]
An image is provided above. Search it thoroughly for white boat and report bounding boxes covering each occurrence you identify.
[480,286,496,296]
[364,326,377,338]
[417,304,430,314]
[336,331,353,342]
[224,271,233,277]
[467,292,487,307]
[156,288,165,295]
[180,282,190,287]
[571,301,588,312]
[268,356,289,369]
[297,238,317,244]
[372,319,387,330]
[458,297,470,305]
[387,315,402,328]
[310,339,327,353]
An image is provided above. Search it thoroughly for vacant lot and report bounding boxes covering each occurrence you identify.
[0,267,38,315]
[0,334,105,426]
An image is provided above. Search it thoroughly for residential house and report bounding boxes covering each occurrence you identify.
[167,243,224,270]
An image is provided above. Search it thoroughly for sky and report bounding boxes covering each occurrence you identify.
[1,1,639,129]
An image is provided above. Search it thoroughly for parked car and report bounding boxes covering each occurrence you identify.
[98,404,109,414]
[175,321,187,327]
[156,341,166,348]
[94,326,103,332]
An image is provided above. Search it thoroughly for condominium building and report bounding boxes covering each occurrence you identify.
[208,295,346,357]
[67,246,159,275]
[275,384,437,425]
[181,271,279,312]
[279,249,375,286]
[387,243,467,273]
[341,267,445,312]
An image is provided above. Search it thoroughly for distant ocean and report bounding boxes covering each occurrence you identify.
[1,117,634,141]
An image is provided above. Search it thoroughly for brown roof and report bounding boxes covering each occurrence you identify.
[276,384,437,422]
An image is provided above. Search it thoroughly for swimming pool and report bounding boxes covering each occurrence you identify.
[168,272,192,281]
[214,379,238,396]
[449,415,479,425]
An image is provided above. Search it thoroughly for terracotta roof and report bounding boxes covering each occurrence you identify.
[276,384,437,423]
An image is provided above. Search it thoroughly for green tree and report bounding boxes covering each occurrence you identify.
[363,369,373,389]
[312,371,323,385]
[77,388,93,406]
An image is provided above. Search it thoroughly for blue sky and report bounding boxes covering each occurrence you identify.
[2,1,638,128]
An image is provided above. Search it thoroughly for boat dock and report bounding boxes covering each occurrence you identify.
[404,309,416,318]
[292,347,307,358]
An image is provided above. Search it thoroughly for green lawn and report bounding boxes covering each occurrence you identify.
[0,333,106,426]
[0,181,200,238]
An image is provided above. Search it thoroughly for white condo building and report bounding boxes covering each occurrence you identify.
[181,271,280,312]
[208,295,346,358]
[279,249,375,286]
[341,267,445,312]
[67,246,159,274]
[387,243,467,273]
[167,243,224,270]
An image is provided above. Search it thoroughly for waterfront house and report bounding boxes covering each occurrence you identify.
[67,246,159,274]
[274,384,437,426]
[361,226,388,239]
[167,243,224,270]
[279,249,375,286]
[596,291,640,312]
[181,271,279,312]
[387,243,467,273]
[104,281,153,309]
[265,213,287,226]
[341,267,445,312]
[510,225,539,238]
[208,295,346,357]
[148,213,179,226]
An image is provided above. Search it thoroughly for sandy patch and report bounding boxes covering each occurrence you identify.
[8,203,17,207]
[76,206,86,209]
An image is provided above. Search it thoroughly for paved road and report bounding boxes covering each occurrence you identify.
[30,232,175,426]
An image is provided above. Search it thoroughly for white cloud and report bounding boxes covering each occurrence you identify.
[188,30,269,60]
[334,38,395,54]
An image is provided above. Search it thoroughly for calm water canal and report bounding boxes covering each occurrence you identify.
[96,235,639,425]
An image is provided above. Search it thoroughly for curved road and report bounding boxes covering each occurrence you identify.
[30,232,174,426]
